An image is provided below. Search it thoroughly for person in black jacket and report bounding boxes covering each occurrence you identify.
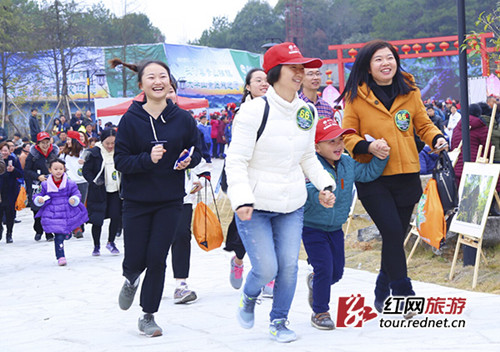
[29,109,41,143]
[24,132,59,241]
[82,129,122,256]
[0,142,23,243]
[111,58,202,337]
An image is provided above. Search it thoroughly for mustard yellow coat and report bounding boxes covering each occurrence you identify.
[342,75,442,176]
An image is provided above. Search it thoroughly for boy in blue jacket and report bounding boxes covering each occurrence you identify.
[303,118,388,330]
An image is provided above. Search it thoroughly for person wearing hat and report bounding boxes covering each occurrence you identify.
[302,118,388,330]
[225,42,336,343]
[82,129,123,256]
[24,131,61,241]
[338,40,446,316]
[60,130,90,239]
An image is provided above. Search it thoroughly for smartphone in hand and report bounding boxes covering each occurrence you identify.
[173,146,194,169]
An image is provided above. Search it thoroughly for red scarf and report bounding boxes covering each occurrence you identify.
[35,144,53,158]
[53,178,62,188]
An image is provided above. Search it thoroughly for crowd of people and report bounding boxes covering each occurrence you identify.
[0,39,499,343]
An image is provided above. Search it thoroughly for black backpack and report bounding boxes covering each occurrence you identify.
[432,150,459,215]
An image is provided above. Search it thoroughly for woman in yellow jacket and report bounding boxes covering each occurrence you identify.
[338,40,447,315]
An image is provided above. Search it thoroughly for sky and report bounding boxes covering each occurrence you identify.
[82,0,279,45]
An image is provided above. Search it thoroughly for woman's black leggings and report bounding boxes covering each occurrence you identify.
[359,192,415,283]
[122,199,183,314]
[92,218,120,247]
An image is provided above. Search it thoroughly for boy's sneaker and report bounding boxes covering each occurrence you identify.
[58,257,67,266]
[74,227,83,239]
[230,256,244,289]
[34,233,42,241]
[119,277,140,310]
[138,313,162,337]
[307,273,314,309]
[269,319,297,343]
[311,312,335,330]
[237,293,260,329]
[92,246,100,256]
[174,283,197,304]
[106,242,120,255]
[46,234,54,242]
[261,280,274,298]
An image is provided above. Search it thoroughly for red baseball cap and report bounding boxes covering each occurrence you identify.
[36,131,51,142]
[315,118,356,144]
[263,42,322,73]
[67,130,85,146]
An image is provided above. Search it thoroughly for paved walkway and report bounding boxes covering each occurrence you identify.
[1,159,499,351]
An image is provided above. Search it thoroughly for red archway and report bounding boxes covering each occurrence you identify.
[325,33,496,92]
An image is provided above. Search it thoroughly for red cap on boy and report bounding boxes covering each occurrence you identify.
[315,118,356,144]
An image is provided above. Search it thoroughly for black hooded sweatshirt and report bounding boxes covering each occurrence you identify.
[114,99,202,203]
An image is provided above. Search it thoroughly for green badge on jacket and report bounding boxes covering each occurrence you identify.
[297,106,314,130]
[394,109,411,132]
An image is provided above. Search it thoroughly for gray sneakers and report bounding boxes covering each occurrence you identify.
[311,312,335,330]
[237,293,260,329]
[138,313,162,337]
[269,319,297,343]
[118,277,140,310]
[173,283,197,304]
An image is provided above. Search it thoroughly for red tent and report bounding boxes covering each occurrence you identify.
[97,92,209,117]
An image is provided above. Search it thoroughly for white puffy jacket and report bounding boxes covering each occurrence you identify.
[226,86,335,213]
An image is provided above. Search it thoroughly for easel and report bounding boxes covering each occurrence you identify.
[449,104,499,289]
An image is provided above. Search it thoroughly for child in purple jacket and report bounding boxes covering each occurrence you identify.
[33,159,89,266]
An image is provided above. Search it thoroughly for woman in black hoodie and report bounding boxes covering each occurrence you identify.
[112,58,202,337]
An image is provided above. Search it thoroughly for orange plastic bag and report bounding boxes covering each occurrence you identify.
[193,201,223,251]
[15,186,27,211]
[416,178,447,249]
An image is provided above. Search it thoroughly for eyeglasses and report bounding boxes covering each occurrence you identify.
[306,72,322,77]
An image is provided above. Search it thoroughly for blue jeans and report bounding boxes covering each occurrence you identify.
[302,227,345,313]
[54,234,66,259]
[235,207,304,322]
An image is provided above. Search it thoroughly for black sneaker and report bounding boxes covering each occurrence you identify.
[6,233,13,244]
[34,233,42,241]
[46,234,54,242]
[119,277,140,310]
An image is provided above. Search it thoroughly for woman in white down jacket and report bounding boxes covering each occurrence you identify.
[225,42,336,343]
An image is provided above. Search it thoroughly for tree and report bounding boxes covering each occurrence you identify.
[0,0,39,130]
[195,16,232,48]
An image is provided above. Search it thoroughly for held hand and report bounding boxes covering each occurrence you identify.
[368,139,391,159]
[151,144,166,164]
[69,198,76,206]
[36,196,45,205]
[6,165,14,172]
[319,190,336,208]
[38,175,47,182]
[236,206,253,221]
[190,181,202,194]
[174,149,191,170]
[433,137,449,152]
[78,159,85,165]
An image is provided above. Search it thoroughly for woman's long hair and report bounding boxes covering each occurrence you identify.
[109,58,172,85]
[337,40,416,104]
[60,137,84,157]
